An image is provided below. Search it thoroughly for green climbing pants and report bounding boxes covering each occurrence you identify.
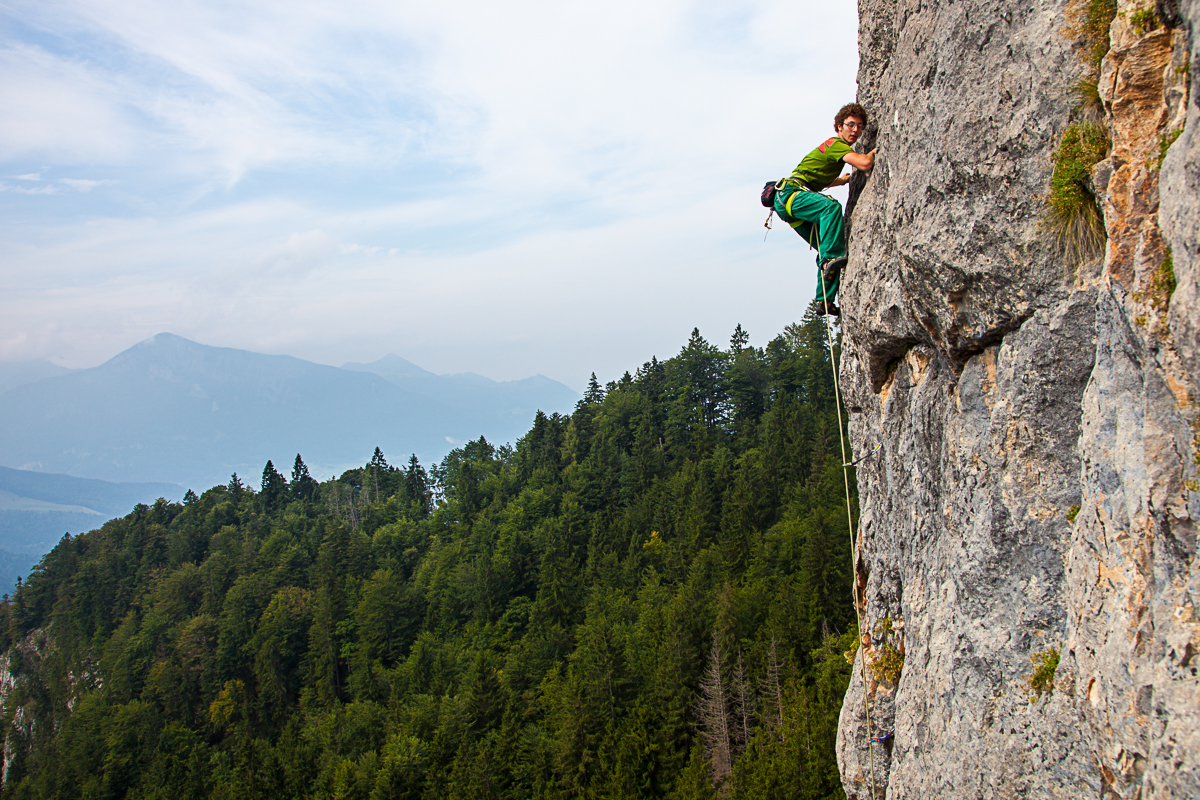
[774,187,846,305]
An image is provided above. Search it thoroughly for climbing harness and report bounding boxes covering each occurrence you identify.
[761,178,788,240]
[818,262,882,799]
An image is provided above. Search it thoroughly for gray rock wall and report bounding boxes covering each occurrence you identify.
[836,0,1198,796]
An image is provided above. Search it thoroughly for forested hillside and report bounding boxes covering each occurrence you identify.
[0,310,858,800]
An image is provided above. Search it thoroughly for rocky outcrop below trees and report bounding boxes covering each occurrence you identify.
[835,0,1198,796]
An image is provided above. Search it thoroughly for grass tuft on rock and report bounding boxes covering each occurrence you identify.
[1070,79,1105,121]
[1046,122,1110,264]
[868,617,905,685]
[1068,0,1119,68]
[1157,128,1183,169]
[1147,248,1176,313]
[1026,647,1061,701]
[1130,7,1160,36]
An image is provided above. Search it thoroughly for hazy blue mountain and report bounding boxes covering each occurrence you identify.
[342,354,581,430]
[0,334,579,489]
[346,353,438,380]
[0,359,74,395]
[0,507,103,557]
[0,466,184,591]
[0,465,181,517]
[0,549,41,594]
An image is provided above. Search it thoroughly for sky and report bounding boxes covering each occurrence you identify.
[0,0,859,392]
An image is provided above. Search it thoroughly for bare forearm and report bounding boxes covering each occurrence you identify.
[844,148,876,171]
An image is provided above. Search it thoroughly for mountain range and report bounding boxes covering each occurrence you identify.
[0,334,579,490]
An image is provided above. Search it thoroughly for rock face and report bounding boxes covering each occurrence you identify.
[835,0,1198,796]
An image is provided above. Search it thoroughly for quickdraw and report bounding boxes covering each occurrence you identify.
[844,443,882,469]
[870,730,894,744]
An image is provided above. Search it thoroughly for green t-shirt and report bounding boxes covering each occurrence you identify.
[786,136,854,191]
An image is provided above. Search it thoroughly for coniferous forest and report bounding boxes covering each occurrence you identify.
[0,311,859,800]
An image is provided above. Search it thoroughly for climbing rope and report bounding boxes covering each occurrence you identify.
[771,183,881,794]
[818,252,882,799]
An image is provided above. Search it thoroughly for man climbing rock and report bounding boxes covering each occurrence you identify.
[774,103,876,317]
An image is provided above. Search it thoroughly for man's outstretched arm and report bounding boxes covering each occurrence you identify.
[843,148,876,172]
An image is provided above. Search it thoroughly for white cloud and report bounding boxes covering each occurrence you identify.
[0,182,57,194]
[57,178,118,191]
[0,42,137,162]
[3,0,855,193]
[14,173,41,180]
[255,229,339,279]
[339,243,386,256]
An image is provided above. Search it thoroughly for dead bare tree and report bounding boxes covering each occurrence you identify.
[730,650,755,758]
[328,483,341,518]
[764,634,785,740]
[697,631,732,787]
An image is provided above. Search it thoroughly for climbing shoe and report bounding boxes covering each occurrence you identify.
[816,301,841,317]
[821,256,848,283]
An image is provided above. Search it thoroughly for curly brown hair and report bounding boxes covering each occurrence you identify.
[834,103,868,131]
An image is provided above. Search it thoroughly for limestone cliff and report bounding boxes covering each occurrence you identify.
[835,0,1198,796]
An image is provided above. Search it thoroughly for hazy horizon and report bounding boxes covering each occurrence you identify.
[0,331,584,390]
[0,332,582,488]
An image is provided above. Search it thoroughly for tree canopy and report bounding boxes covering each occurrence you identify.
[0,310,858,800]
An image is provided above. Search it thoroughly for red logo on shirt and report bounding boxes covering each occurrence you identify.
[817,137,837,153]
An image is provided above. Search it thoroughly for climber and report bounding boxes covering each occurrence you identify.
[774,103,876,317]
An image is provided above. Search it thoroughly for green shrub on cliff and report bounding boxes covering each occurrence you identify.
[1068,0,1118,68]
[1026,647,1061,701]
[1069,78,1103,122]
[867,617,904,686]
[1157,128,1183,169]
[1046,122,1110,265]
[1129,7,1160,36]
[1147,248,1177,313]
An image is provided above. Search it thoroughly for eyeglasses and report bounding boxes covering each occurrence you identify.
[840,121,864,130]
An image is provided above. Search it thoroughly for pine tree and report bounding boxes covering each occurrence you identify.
[260,460,288,512]
[729,323,749,352]
[291,454,318,500]
[583,372,605,405]
[404,454,432,518]
[370,447,389,471]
